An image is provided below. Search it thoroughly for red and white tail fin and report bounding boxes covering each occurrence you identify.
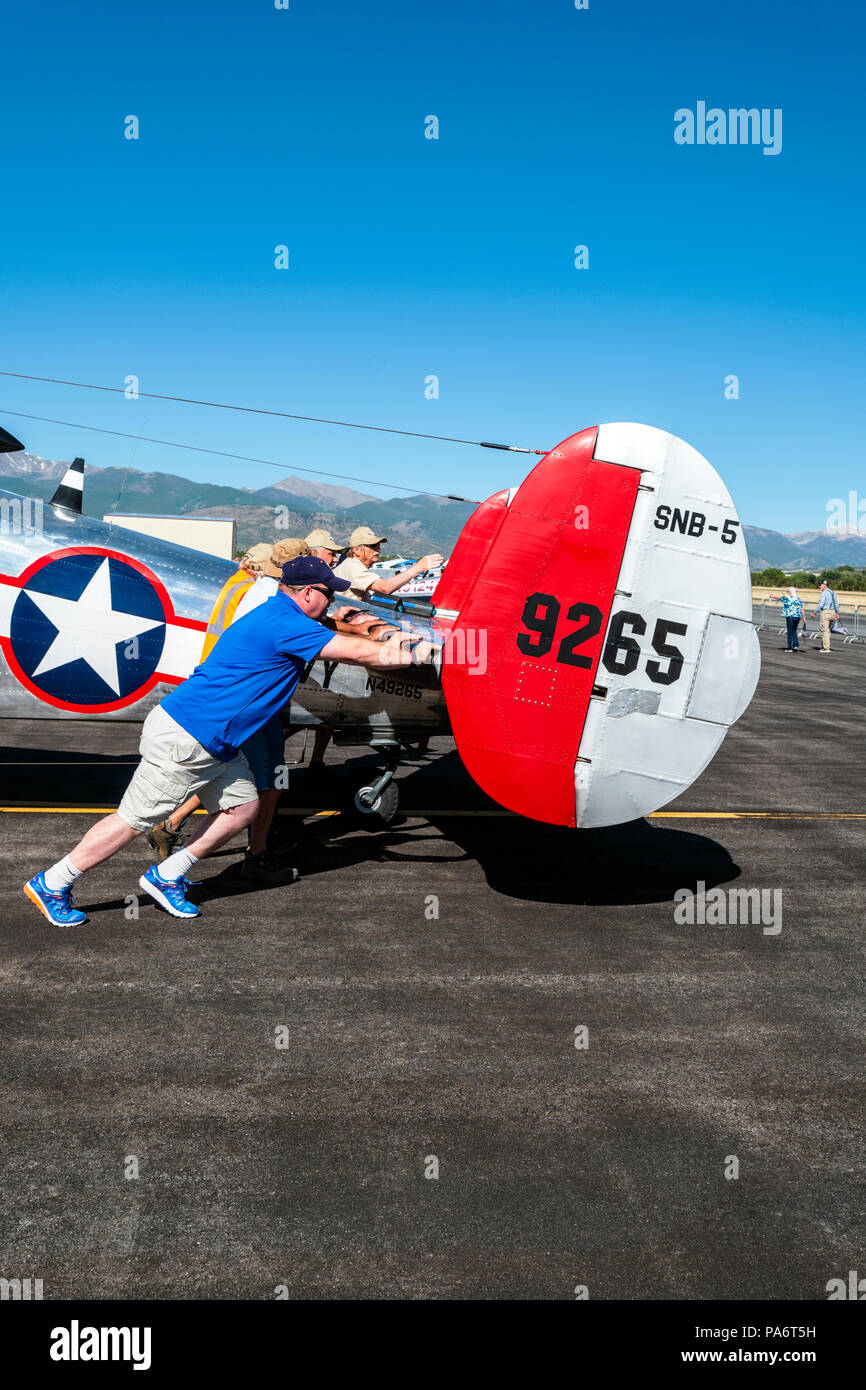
[436,423,759,828]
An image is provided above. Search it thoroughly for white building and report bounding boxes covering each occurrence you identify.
[103,514,237,561]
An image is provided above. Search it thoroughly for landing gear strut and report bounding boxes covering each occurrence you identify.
[347,738,401,828]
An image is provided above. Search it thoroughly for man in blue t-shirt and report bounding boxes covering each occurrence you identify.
[24,557,432,927]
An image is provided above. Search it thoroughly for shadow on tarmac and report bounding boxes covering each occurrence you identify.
[424,814,741,906]
[273,811,739,910]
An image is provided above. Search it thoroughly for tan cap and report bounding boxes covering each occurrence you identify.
[306,528,343,551]
[349,525,387,548]
[262,537,310,577]
[241,542,275,572]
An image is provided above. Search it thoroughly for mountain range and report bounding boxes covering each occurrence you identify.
[0,453,473,554]
[1,450,863,568]
[738,524,866,570]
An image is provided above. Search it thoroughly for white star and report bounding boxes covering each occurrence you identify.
[25,558,163,696]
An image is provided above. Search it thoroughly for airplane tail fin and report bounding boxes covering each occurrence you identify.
[436,424,759,828]
[0,424,25,454]
[50,457,86,513]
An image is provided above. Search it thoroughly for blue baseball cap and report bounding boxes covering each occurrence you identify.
[280,555,351,590]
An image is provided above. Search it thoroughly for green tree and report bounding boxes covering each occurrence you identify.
[753,567,786,586]
[821,567,866,591]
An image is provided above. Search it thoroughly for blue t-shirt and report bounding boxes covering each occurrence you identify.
[161,592,332,759]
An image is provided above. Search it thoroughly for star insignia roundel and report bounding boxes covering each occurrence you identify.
[8,548,169,712]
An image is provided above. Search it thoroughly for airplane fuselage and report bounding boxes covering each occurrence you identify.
[0,488,448,742]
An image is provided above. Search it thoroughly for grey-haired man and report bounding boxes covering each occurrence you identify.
[334,527,443,600]
[812,581,840,653]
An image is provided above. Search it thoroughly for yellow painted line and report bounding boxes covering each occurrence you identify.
[405,809,866,821]
[395,809,866,821]
[650,811,866,821]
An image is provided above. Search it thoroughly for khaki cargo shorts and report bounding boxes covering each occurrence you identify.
[117,705,258,832]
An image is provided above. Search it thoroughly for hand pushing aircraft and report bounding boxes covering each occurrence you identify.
[0,419,760,828]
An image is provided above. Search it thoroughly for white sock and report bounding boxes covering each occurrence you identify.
[43,857,83,892]
[157,848,198,881]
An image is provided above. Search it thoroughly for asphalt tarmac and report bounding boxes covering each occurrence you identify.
[0,629,863,1300]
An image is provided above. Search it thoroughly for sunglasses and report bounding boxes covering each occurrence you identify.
[309,585,335,601]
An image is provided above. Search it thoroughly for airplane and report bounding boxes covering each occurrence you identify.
[373,557,414,573]
[373,557,444,599]
[388,568,442,599]
[0,419,760,831]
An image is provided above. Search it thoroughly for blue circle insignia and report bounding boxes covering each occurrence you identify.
[10,552,167,707]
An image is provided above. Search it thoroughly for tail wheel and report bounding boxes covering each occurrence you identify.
[346,773,400,828]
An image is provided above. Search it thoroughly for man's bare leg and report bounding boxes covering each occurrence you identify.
[177,801,259,859]
[135,800,260,918]
[64,812,141,872]
[29,811,148,923]
[248,788,281,855]
[310,727,332,764]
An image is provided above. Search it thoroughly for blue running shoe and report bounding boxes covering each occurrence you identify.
[24,872,87,927]
[139,864,200,918]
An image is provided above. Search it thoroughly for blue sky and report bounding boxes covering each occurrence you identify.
[1,0,862,531]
